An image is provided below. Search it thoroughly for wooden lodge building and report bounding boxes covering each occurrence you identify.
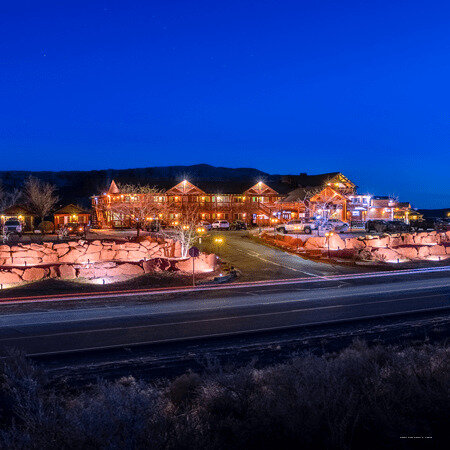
[91,172,415,229]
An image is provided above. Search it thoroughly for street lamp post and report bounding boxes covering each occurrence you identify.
[325,232,334,259]
[294,225,300,251]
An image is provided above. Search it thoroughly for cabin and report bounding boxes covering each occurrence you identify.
[0,205,37,232]
[54,204,91,230]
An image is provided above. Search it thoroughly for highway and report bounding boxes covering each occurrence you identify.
[0,267,448,357]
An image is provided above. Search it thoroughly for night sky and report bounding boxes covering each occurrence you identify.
[1,1,449,208]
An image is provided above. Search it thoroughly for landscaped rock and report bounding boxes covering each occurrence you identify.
[22,267,46,282]
[59,249,85,263]
[106,263,144,277]
[12,257,42,266]
[371,248,401,262]
[327,234,346,250]
[395,246,418,259]
[429,245,446,256]
[369,236,390,248]
[0,271,22,284]
[304,237,326,249]
[86,243,102,254]
[11,268,24,276]
[100,249,116,261]
[417,246,430,258]
[42,254,59,264]
[344,238,366,250]
[54,243,69,249]
[59,264,76,279]
[77,268,97,279]
[56,247,70,257]
[176,257,214,273]
[127,250,148,261]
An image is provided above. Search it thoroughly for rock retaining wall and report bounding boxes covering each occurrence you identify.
[0,237,218,285]
[261,231,450,263]
[0,237,182,267]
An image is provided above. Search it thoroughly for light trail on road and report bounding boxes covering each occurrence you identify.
[0,265,449,305]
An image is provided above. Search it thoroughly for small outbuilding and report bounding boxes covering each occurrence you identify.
[54,204,91,230]
[1,205,37,231]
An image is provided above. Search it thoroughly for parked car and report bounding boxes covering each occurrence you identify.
[145,221,161,232]
[365,220,388,233]
[275,219,318,235]
[2,218,23,236]
[321,219,349,233]
[386,220,410,232]
[230,220,247,230]
[435,218,450,231]
[410,217,442,231]
[211,220,230,230]
[65,222,88,236]
[198,220,212,231]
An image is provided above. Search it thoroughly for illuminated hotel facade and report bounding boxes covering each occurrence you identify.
[91,173,415,228]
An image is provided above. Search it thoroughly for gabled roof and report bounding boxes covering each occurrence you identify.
[107,180,120,194]
[2,204,36,216]
[310,186,348,203]
[166,180,206,195]
[244,181,279,196]
[54,204,90,215]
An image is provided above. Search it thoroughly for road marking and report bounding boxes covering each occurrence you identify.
[19,302,450,358]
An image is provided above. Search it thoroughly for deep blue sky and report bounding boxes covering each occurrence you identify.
[1,1,449,207]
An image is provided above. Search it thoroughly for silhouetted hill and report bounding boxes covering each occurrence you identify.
[0,165,271,208]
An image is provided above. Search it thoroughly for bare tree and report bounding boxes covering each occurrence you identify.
[161,201,201,258]
[23,176,59,222]
[109,184,165,237]
[0,182,22,211]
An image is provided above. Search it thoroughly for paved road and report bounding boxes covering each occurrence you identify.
[198,230,363,280]
[0,268,448,357]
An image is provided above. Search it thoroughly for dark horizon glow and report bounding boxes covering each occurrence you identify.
[1,1,449,208]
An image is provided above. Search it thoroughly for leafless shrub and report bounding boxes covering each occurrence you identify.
[0,342,449,449]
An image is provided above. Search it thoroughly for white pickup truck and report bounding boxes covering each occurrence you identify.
[275,219,318,235]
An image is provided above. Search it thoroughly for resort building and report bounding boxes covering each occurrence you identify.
[91,172,414,228]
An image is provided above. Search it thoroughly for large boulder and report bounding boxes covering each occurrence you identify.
[417,246,430,258]
[395,246,418,259]
[0,271,22,284]
[100,249,117,261]
[327,234,346,250]
[42,254,59,264]
[106,263,144,277]
[371,248,401,262]
[369,236,390,248]
[86,243,103,254]
[12,257,42,266]
[304,237,326,249]
[59,249,85,263]
[56,247,70,257]
[429,245,446,256]
[422,234,439,245]
[22,267,46,282]
[12,250,44,258]
[127,250,148,261]
[59,264,76,279]
[403,233,416,245]
[54,243,69,249]
[344,238,366,250]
